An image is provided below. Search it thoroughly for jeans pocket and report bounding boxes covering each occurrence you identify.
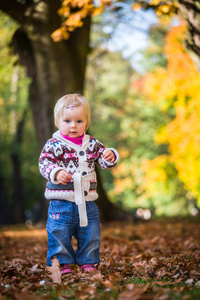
[48,200,67,217]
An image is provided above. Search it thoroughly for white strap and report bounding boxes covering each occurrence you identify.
[77,202,88,227]
[73,172,95,227]
[73,173,84,205]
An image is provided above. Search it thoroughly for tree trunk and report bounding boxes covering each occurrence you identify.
[0,177,13,225]
[178,0,200,71]
[11,151,25,223]
[10,109,27,223]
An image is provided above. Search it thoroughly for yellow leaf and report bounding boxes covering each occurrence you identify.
[100,0,112,5]
[91,7,104,16]
[51,28,70,42]
[62,0,71,6]
[160,5,170,13]
[149,0,161,5]
[131,4,142,11]
[58,6,70,17]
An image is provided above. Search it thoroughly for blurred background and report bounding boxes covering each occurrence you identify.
[0,0,200,226]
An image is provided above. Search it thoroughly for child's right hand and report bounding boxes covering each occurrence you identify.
[55,170,72,185]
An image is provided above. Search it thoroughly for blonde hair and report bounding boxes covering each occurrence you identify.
[54,94,91,131]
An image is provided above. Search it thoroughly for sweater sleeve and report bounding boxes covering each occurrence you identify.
[38,139,65,183]
[94,139,119,169]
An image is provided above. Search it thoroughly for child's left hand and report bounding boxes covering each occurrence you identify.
[102,149,115,163]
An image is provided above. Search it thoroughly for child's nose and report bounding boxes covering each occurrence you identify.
[71,121,76,127]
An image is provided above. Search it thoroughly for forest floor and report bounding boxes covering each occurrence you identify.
[0,218,200,299]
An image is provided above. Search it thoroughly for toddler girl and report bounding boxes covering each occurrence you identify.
[39,94,119,274]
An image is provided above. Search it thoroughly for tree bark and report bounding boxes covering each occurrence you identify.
[0,177,13,225]
[11,109,28,223]
[178,0,200,71]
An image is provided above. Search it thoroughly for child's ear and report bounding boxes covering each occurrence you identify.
[55,117,60,126]
[55,120,59,129]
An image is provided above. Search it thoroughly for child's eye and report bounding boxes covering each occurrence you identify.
[65,120,70,123]
[77,120,83,123]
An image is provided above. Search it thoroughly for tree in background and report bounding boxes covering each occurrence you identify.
[0,0,91,149]
[54,0,200,72]
[0,1,133,224]
[85,23,181,216]
[0,13,43,224]
[139,19,200,213]
[0,1,92,224]
[133,0,200,70]
[86,17,197,217]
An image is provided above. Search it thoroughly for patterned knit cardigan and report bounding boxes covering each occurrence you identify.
[39,130,119,226]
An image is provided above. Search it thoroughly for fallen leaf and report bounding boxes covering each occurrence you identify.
[185,278,194,285]
[118,284,150,300]
[190,270,200,276]
[195,281,200,287]
[46,257,61,283]
[29,264,39,273]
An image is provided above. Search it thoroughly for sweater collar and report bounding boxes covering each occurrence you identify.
[53,130,89,147]
[60,131,84,146]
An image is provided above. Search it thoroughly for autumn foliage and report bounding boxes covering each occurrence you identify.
[51,0,114,41]
[52,0,180,42]
[140,21,200,204]
[133,0,179,17]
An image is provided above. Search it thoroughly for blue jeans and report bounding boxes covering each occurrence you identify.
[46,200,101,266]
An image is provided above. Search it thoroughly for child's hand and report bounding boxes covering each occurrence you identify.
[55,170,72,185]
[102,149,115,163]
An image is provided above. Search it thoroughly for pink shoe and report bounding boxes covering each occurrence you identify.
[60,264,72,274]
[80,264,96,272]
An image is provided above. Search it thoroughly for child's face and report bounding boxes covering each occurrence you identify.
[57,105,87,138]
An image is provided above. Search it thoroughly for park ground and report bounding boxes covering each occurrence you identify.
[0,218,200,299]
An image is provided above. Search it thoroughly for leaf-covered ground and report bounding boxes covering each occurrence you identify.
[0,218,200,299]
